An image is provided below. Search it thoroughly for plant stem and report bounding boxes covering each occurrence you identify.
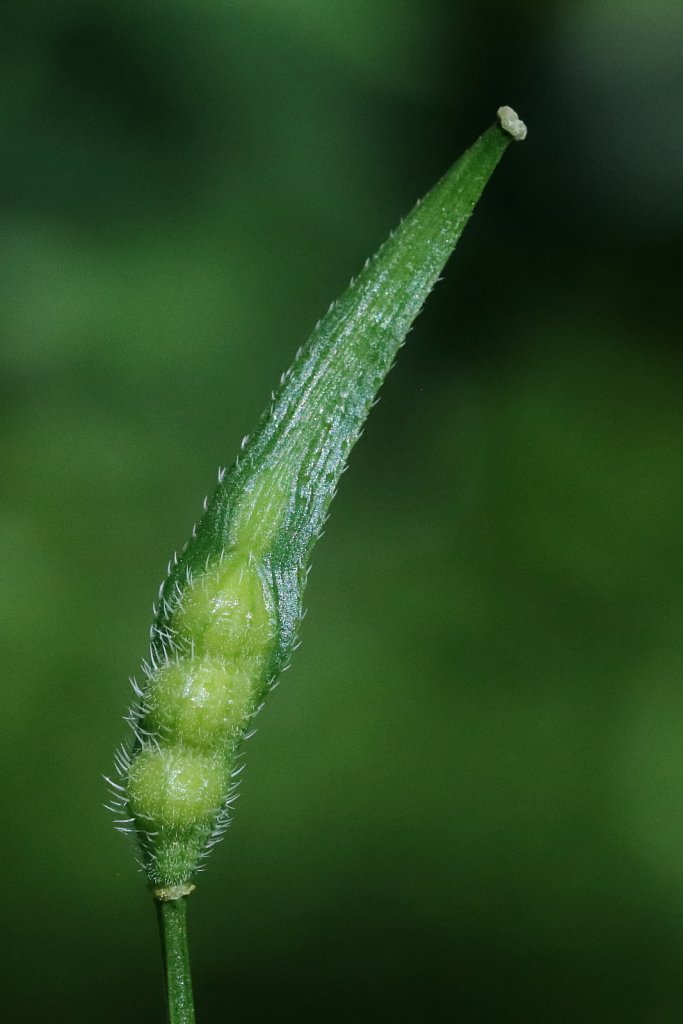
[156,897,196,1024]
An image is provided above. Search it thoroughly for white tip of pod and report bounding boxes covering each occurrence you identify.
[497,106,527,141]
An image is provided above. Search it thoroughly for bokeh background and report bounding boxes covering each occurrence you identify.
[2,1,682,1021]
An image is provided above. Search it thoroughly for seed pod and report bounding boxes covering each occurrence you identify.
[109,109,526,898]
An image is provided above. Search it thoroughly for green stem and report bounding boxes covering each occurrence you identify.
[156,897,196,1024]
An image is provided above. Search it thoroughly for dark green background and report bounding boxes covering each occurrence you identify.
[2,1,682,1021]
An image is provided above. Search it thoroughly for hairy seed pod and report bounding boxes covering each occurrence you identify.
[109,109,526,898]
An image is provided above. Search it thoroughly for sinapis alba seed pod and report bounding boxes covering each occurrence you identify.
[108,111,525,899]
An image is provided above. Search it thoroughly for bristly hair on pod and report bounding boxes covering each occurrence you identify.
[110,108,526,900]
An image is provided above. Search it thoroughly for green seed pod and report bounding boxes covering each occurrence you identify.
[109,109,526,898]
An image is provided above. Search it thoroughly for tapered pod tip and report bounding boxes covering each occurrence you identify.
[497,106,527,141]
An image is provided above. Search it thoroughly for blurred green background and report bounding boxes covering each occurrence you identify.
[1,1,682,1021]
